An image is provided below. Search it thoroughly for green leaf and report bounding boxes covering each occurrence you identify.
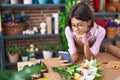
[0,64,45,80]
[94,62,102,67]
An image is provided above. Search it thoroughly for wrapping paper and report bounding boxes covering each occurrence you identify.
[107,44,120,58]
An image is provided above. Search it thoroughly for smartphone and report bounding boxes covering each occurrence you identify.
[58,51,74,64]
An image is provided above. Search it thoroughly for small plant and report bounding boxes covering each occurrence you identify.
[7,44,20,55]
[41,43,53,51]
[21,50,28,56]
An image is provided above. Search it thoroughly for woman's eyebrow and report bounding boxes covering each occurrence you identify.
[71,22,83,24]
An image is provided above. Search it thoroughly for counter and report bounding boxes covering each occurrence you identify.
[41,53,120,80]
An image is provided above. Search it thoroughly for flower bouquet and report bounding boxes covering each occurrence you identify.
[52,59,103,80]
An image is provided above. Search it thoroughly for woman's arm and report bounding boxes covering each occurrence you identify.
[80,33,93,60]
[70,52,80,62]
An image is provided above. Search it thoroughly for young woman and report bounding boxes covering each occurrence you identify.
[59,3,106,67]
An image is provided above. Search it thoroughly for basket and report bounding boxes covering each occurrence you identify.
[2,11,26,35]
[2,23,26,35]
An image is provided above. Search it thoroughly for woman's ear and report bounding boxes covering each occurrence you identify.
[88,20,91,26]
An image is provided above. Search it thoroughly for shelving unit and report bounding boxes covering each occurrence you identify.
[0,1,120,70]
[0,1,64,70]
[0,33,61,69]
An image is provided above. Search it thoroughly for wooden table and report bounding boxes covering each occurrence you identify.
[41,56,120,80]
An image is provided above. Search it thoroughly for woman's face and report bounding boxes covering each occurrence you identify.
[71,17,90,35]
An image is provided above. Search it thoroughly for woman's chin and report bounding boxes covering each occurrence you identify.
[78,33,83,35]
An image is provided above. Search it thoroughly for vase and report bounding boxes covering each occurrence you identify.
[52,13,59,34]
[23,0,32,4]
[42,51,53,59]
[52,0,62,4]
[38,0,48,4]
[10,0,18,4]
[8,54,19,63]
[106,27,117,39]
[28,53,36,58]
[22,56,28,62]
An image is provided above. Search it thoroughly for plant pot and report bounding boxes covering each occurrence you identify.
[22,56,28,62]
[52,0,62,4]
[28,53,36,58]
[8,54,19,63]
[42,51,53,59]
[38,0,48,4]
[23,0,32,4]
[106,27,117,39]
[10,0,18,4]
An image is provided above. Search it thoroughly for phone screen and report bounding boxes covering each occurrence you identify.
[58,51,74,64]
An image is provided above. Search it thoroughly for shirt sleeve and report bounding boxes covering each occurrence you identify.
[90,26,106,56]
[65,26,77,54]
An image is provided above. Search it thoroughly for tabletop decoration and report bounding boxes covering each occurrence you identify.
[52,59,103,80]
[112,65,119,70]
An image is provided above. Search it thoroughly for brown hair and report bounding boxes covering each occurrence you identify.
[68,3,94,29]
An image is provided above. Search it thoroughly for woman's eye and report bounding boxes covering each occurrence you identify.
[78,24,82,26]
[72,25,75,27]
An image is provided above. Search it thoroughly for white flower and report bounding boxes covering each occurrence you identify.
[76,59,98,80]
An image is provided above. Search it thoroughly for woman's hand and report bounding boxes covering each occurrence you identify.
[81,33,89,45]
[58,56,72,67]
[76,33,88,45]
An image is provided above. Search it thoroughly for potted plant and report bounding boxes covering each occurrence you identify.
[21,50,28,62]
[7,44,20,63]
[1,10,29,35]
[26,44,39,59]
[106,19,119,39]
[41,42,53,59]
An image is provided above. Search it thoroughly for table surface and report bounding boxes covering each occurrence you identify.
[41,57,120,80]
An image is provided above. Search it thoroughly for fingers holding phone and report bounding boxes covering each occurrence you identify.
[58,51,74,67]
